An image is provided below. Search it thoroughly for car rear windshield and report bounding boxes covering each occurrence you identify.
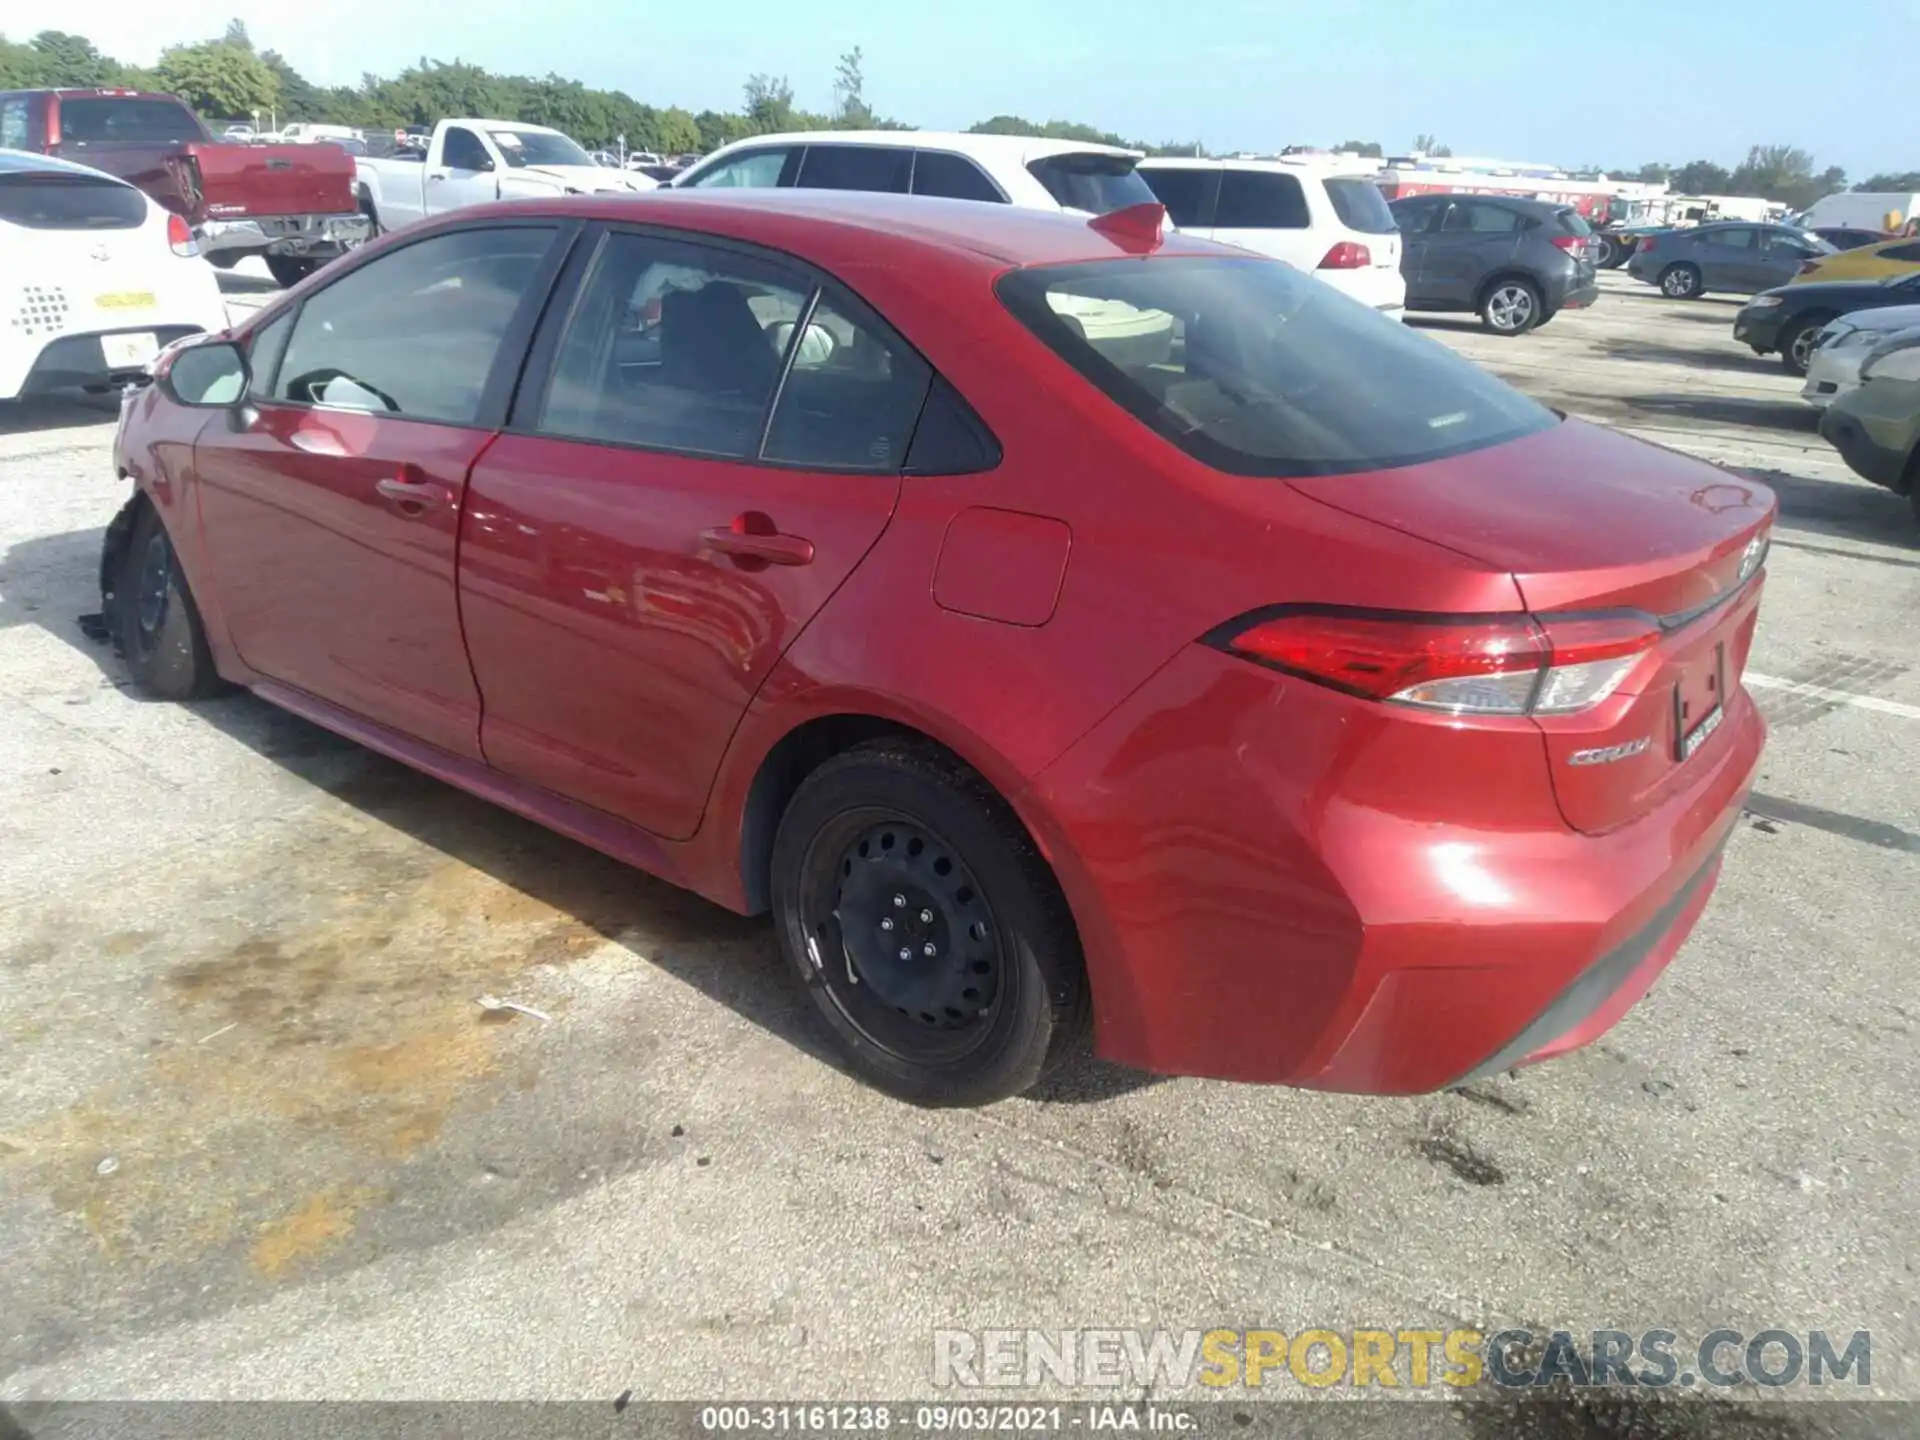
[1552,207,1593,236]
[1323,177,1397,234]
[1027,153,1157,215]
[0,171,145,229]
[997,256,1555,478]
[57,98,202,145]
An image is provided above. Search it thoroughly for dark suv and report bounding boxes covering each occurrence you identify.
[1389,194,1600,335]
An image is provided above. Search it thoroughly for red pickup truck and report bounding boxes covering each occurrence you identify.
[0,88,370,285]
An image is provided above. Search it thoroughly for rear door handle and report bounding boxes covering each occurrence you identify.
[376,475,452,515]
[702,515,815,567]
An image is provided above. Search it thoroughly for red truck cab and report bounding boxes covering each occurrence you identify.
[0,88,370,284]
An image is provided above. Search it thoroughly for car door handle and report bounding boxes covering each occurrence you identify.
[428,171,447,181]
[702,516,815,567]
[376,476,452,515]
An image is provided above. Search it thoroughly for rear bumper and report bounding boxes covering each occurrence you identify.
[0,325,208,400]
[1555,279,1601,311]
[196,212,371,261]
[1318,266,1408,315]
[1028,644,1766,1093]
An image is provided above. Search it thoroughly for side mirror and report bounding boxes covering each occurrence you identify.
[160,340,250,407]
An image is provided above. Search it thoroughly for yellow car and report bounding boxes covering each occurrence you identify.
[1793,235,1920,284]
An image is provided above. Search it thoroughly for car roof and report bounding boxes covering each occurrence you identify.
[441,188,1221,270]
[0,147,134,184]
[445,118,565,135]
[1139,156,1377,179]
[697,129,1140,164]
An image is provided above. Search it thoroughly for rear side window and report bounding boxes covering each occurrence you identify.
[1323,177,1396,234]
[0,172,145,229]
[1136,167,1212,228]
[1213,171,1309,230]
[911,150,1005,203]
[0,97,30,150]
[1712,228,1757,250]
[273,226,556,423]
[442,127,491,171]
[795,145,910,194]
[997,256,1554,478]
[1391,197,1442,234]
[1442,202,1522,234]
[533,232,931,471]
[1027,153,1156,215]
[57,99,202,145]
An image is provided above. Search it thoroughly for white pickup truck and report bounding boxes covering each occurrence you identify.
[354,118,654,232]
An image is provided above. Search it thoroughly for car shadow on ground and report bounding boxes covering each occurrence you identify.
[1738,467,1919,551]
[1622,392,1819,434]
[213,269,281,295]
[0,524,1165,1108]
[1600,337,1785,376]
[0,394,120,436]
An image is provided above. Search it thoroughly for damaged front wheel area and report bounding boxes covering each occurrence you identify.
[101,500,224,700]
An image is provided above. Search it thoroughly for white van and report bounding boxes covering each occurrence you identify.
[278,123,363,146]
[1136,157,1406,318]
[1797,192,1919,234]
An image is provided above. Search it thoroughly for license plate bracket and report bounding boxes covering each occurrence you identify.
[100,332,157,370]
[1673,641,1728,762]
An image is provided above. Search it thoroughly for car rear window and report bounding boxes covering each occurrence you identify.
[1552,207,1593,236]
[57,98,203,145]
[1027,153,1156,215]
[1324,177,1397,234]
[0,171,145,229]
[997,256,1555,478]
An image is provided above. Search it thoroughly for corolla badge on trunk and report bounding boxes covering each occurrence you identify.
[1568,736,1653,766]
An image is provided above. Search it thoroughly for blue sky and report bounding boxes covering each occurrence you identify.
[11,0,1918,178]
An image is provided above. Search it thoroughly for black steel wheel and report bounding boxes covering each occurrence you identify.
[771,742,1087,1105]
[110,504,223,700]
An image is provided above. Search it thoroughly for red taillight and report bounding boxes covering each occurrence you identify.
[1639,235,1658,254]
[1211,609,1659,716]
[1548,234,1583,253]
[1318,241,1372,270]
[167,211,198,257]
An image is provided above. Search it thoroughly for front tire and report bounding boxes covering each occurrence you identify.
[770,742,1087,1106]
[1659,263,1702,299]
[1480,277,1543,335]
[109,505,223,700]
[1778,314,1831,376]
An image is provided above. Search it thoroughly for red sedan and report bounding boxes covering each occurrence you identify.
[104,192,1772,1105]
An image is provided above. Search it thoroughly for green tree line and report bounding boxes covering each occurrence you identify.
[0,23,1201,157]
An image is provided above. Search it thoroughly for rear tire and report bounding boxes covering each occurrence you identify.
[769,741,1088,1107]
[265,253,320,289]
[1479,277,1543,335]
[110,505,223,701]
[1659,263,1702,299]
[1594,235,1621,268]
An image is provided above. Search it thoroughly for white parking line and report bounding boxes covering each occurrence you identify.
[1746,672,1920,721]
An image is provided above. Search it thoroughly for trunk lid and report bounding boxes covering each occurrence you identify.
[1290,419,1775,834]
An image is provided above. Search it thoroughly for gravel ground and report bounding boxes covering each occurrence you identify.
[0,268,1914,1431]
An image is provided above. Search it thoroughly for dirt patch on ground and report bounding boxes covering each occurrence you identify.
[0,774,659,1279]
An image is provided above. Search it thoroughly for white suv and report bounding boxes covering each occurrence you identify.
[673,130,1165,217]
[1137,157,1406,318]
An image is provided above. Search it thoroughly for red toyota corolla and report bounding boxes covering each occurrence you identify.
[104,192,1772,1105]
